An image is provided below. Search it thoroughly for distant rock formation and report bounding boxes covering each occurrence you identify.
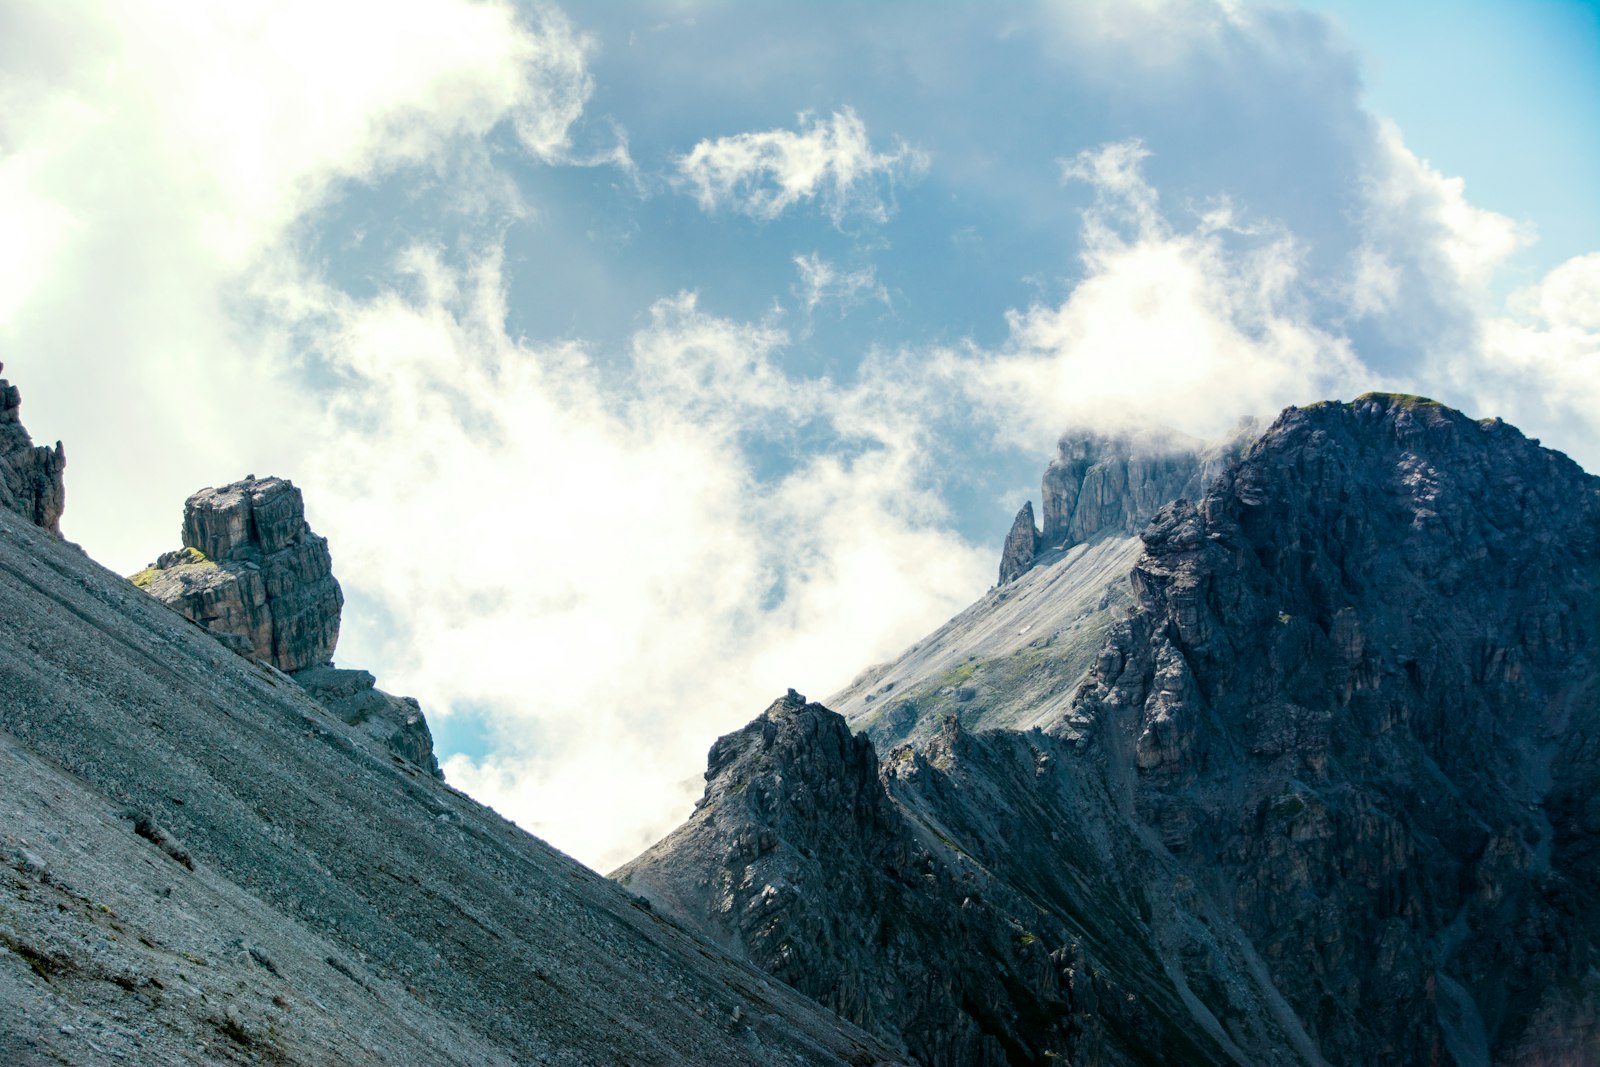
[1001,420,1258,585]
[135,475,442,778]
[0,364,65,536]
[996,501,1038,583]
[1040,429,1205,550]
[136,476,342,672]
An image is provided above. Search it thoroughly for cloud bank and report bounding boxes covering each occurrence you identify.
[5,0,1596,871]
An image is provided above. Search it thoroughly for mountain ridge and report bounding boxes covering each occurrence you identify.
[623,393,1600,1066]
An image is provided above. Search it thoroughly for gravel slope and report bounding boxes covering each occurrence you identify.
[0,504,903,1067]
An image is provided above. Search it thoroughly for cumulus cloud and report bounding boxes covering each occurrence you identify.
[1350,119,1530,332]
[969,139,1370,450]
[675,107,926,226]
[0,0,598,573]
[1455,253,1600,469]
[278,252,987,869]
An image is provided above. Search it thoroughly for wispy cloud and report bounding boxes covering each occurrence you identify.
[674,107,926,226]
[793,253,889,315]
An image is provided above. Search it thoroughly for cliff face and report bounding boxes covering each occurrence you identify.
[1037,420,1255,556]
[0,365,65,536]
[136,476,343,673]
[625,395,1600,1067]
[1078,394,1600,1065]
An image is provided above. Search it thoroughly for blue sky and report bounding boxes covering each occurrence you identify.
[3,0,1596,869]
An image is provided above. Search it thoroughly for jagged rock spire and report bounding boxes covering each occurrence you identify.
[997,501,1038,584]
[0,363,66,536]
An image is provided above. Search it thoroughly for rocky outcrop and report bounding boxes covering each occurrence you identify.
[0,364,65,536]
[630,395,1600,1067]
[294,666,444,780]
[135,476,442,779]
[139,476,342,672]
[1004,419,1257,584]
[997,501,1038,584]
[1039,429,1206,550]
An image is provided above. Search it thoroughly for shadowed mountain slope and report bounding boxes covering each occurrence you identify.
[622,395,1600,1067]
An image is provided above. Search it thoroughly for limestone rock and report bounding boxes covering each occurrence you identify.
[295,666,444,780]
[0,364,65,536]
[135,476,444,780]
[997,500,1038,584]
[139,475,341,673]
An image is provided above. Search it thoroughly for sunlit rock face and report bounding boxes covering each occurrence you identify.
[135,475,442,779]
[997,501,1038,584]
[0,364,65,536]
[139,475,343,673]
[624,395,1600,1067]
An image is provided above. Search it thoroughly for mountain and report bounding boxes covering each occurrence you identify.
[619,394,1600,1067]
[0,370,905,1066]
[831,421,1256,752]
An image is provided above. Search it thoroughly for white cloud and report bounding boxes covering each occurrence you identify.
[675,107,926,226]
[971,139,1370,450]
[0,0,599,574]
[793,253,889,314]
[1360,119,1530,294]
[1454,253,1600,469]
[279,251,987,870]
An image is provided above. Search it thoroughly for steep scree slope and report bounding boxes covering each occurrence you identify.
[834,421,1256,752]
[0,489,905,1064]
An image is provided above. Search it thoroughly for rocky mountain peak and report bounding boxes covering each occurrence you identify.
[632,394,1600,1067]
[998,419,1258,585]
[0,363,65,536]
[1073,392,1600,1064]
